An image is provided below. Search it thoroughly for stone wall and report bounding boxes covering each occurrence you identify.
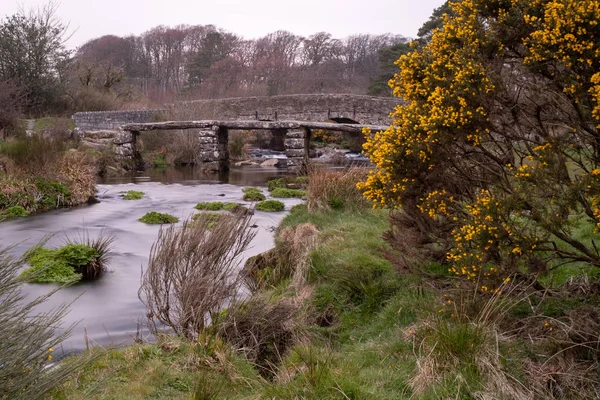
[72,109,166,131]
[170,94,400,125]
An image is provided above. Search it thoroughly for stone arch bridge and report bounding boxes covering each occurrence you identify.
[73,94,398,170]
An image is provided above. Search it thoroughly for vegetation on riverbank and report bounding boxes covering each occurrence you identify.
[53,164,600,398]
[0,134,111,220]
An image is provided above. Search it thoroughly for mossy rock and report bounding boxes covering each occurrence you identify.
[222,202,240,211]
[139,211,179,224]
[195,201,224,211]
[242,187,266,202]
[256,200,285,212]
[267,177,309,192]
[270,188,306,198]
[122,190,144,200]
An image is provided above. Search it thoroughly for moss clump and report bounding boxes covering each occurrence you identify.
[2,205,30,218]
[267,178,286,192]
[139,212,179,224]
[223,202,240,211]
[21,244,101,284]
[242,187,266,202]
[255,200,285,212]
[192,212,223,229]
[123,190,145,200]
[270,188,306,198]
[195,202,224,211]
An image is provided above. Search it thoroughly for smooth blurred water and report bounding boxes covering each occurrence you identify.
[0,166,301,355]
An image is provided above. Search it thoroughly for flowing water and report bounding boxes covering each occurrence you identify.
[0,165,301,355]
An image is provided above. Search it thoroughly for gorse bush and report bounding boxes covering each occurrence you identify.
[359,0,600,289]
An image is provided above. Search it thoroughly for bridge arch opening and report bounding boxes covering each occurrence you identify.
[328,117,359,124]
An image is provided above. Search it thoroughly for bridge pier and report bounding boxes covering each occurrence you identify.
[113,129,141,169]
[285,128,311,171]
[198,126,229,172]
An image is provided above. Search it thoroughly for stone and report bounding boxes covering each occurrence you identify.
[234,160,259,167]
[285,149,306,158]
[113,130,135,145]
[200,161,221,172]
[260,158,282,167]
[284,138,305,149]
[286,130,305,139]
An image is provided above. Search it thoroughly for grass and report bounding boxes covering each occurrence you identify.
[270,188,306,198]
[1,205,30,218]
[138,212,179,224]
[122,190,144,200]
[50,206,600,398]
[242,187,266,202]
[33,117,76,133]
[194,201,224,211]
[267,176,309,192]
[255,200,285,212]
[20,234,113,284]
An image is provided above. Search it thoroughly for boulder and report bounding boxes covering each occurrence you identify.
[260,158,282,167]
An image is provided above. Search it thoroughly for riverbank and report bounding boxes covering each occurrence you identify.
[50,176,600,399]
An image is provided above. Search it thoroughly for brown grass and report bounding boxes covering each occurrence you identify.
[139,214,256,339]
[306,166,370,212]
[59,151,97,205]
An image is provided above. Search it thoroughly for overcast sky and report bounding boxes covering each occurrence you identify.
[2,0,445,49]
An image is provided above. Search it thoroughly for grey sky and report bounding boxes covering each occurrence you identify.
[3,0,445,49]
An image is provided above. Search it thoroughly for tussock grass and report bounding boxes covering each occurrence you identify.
[0,245,94,399]
[20,232,114,283]
[306,167,370,211]
[138,211,179,224]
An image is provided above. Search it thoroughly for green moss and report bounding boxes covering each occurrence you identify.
[270,188,306,198]
[222,202,239,211]
[2,205,30,217]
[243,187,266,201]
[122,190,144,200]
[34,178,71,210]
[139,211,179,224]
[20,244,101,284]
[194,201,224,211]
[192,212,223,228]
[255,200,285,212]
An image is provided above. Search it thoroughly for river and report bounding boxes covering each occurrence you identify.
[0,165,302,355]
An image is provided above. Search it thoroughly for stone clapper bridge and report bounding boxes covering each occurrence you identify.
[74,95,399,170]
[115,119,388,171]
